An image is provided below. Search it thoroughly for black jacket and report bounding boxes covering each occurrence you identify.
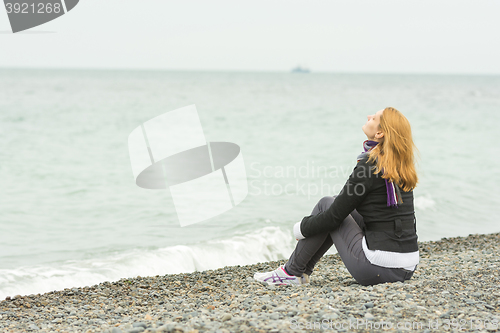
[300,155,418,253]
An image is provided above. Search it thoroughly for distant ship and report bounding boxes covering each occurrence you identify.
[291,66,311,73]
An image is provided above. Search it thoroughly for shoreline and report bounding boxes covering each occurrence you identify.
[1,232,499,332]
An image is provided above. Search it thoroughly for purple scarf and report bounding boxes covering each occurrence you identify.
[357,140,402,208]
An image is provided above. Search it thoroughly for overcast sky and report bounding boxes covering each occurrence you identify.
[1,0,499,74]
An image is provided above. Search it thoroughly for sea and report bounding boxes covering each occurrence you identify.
[1,69,499,299]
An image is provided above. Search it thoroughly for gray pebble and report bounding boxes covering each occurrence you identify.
[220,313,232,322]
[364,302,374,308]
[127,328,145,333]
[269,313,280,320]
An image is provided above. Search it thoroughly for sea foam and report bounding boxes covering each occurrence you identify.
[0,227,294,300]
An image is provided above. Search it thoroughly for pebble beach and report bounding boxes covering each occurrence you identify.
[1,232,499,333]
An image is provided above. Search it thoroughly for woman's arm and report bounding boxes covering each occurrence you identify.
[299,157,374,237]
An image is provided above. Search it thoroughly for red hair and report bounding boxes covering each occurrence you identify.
[368,107,418,192]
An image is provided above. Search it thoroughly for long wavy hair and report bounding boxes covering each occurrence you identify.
[367,107,418,192]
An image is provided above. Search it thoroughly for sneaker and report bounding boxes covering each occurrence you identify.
[253,265,304,286]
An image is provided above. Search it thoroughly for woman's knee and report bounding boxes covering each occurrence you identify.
[318,196,336,206]
[311,196,336,215]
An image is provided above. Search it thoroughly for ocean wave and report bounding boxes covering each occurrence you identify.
[414,195,436,211]
[0,227,295,300]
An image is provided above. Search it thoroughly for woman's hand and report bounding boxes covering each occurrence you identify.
[293,221,305,241]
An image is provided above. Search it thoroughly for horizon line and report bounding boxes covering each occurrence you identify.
[0,66,499,76]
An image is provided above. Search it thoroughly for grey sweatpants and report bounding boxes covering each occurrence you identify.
[285,196,415,286]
